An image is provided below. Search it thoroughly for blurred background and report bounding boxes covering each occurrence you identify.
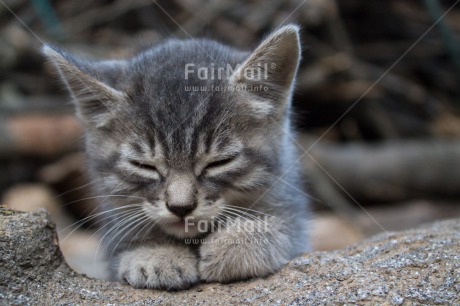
[1,0,460,279]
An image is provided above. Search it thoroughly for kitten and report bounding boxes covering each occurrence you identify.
[43,24,310,290]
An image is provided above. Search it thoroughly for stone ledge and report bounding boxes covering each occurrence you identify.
[1,207,459,305]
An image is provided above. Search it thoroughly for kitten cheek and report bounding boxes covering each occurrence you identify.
[202,197,226,211]
[142,200,166,217]
[231,167,272,190]
[144,198,161,207]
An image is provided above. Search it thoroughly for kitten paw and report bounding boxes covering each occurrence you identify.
[117,245,199,290]
[199,235,282,283]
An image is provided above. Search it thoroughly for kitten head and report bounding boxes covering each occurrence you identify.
[43,25,301,238]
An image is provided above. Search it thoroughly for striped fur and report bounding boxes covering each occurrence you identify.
[44,24,310,290]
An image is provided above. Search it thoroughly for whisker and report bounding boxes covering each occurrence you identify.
[224,204,278,219]
[59,204,143,235]
[218,211,254,241]
[223,205,287,231]
[54,177,102,199]
[62,195,146,207]
[109,215,151,260]
[95,210,144,257]
[269,173,321,202]
[90,209,144,266]
[223,207,275,226]
[102,210,148,252]
[71,182,135,227]
[222,208,282,238]
[139,220,158,244]
[88,211,138,241]
[127,216,156,249]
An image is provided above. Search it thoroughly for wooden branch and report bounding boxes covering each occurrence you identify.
[301,137,460,202]
[0,114,82,158]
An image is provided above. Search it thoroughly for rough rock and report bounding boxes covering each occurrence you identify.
[0,208,459,305]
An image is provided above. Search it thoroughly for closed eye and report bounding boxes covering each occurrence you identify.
[129,160,158,172]
[205,156,237,170]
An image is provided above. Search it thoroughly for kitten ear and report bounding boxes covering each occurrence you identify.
[230,24,301,116]
[42,44,127,128]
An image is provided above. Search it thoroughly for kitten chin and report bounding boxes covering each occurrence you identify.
[161,219,204,238]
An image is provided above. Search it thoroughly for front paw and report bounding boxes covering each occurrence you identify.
[117,245,199,290]
[199,234,285,283]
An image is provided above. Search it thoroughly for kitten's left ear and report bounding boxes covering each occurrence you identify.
[230,24,301,114]
[42,45,127,129]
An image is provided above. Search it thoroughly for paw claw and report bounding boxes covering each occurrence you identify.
[118,245,199,290]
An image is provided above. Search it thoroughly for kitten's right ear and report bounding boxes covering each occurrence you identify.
[229,24,301,118]
[42,44,126,128]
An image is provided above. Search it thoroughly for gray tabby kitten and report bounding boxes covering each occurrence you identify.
[43,24,310,290]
